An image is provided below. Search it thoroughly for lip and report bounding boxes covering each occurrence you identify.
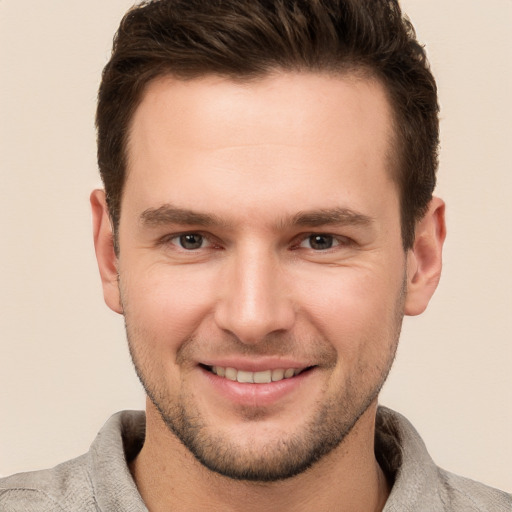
[199,357,312,373]
[198,364,316,407]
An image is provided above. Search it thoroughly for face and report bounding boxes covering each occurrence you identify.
[103,72,411,481]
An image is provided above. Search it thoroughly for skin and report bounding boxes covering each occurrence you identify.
[92,72,445,511]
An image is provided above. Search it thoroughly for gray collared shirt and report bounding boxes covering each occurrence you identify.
[1,407,510,511]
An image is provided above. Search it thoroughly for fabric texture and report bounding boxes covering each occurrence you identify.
[1,407,510,511]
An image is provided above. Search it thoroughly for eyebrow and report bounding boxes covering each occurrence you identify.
[139,204,373,230]
[288,208,374,228]
[140,205,227,227]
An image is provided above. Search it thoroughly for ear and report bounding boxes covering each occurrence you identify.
[404,197,446,316]
[90,189,123,314]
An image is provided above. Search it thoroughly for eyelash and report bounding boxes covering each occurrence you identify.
[158,232,217,251]
[296,233,351,251]
[158,232,354,252]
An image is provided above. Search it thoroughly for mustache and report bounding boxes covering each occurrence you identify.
[175,330,338,368]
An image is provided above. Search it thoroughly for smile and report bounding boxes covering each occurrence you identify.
[208,366,307,383]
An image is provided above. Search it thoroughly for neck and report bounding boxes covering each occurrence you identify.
[130,400,390,512]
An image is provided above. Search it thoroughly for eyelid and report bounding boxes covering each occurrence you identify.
[155,230,354,251]
[294,232,354,250]
[157,230,218,250]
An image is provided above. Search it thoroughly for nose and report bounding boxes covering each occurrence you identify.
[213,244,296,344]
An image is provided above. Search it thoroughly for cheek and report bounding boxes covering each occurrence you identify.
[120,262,218,348]
[294,264,404,350]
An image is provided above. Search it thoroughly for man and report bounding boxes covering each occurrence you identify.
[1,0,510,510]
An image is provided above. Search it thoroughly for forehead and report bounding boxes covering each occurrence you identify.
[128,71,394,157]
[124,72,397,225]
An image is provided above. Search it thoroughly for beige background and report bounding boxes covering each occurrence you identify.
[1,0,511,492]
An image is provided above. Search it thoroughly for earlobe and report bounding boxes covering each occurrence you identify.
[404,197,446,316]
[90,189,123,314]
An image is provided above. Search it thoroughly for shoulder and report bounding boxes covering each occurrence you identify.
[376,407,512,512]
[436,469,512,512]
[0,454,97,511]
[0,411,146,512]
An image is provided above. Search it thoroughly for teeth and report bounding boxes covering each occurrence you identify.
[284,368,295,379]
[210,366,303,383]
[237,370,254,383]
[271,368,284,381]
[254,370,272,384]
[225,367,237,381]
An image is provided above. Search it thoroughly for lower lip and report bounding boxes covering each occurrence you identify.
[199,366,314,407]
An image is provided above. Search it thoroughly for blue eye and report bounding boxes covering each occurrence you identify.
[301,234,337,250]
[178,233,204,250]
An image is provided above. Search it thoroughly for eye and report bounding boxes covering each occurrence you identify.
[299,234,339,251]
[177,233,205,250]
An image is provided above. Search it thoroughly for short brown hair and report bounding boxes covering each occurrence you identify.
[97,0,439,249]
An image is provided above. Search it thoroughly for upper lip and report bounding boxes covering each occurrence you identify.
[199,358,313,372]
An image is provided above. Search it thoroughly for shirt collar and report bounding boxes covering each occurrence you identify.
[87,407,446,511]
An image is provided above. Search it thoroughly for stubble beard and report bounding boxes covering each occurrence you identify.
[122,281,405,482]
